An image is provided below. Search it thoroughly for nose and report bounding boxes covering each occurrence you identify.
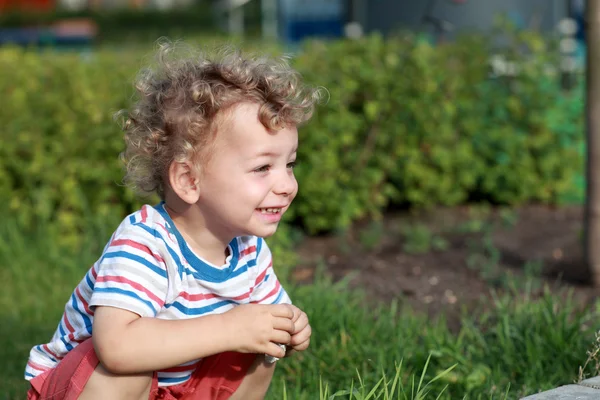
[273,169,297,197]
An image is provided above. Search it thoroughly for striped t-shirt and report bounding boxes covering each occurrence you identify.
[25,203,291,387]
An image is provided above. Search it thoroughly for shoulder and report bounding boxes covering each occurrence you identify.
[107,204,178,253]
[98,205,178,280]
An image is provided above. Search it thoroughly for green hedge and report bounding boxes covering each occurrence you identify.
[0,3,265,44]
[0,29,584,244]
[291,32,583,232]
[0,5,217,41]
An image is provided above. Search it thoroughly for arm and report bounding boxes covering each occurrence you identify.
[93,303,294,374]
[250,239,312,356]
[90,226,294,375]
[93,306,229,373]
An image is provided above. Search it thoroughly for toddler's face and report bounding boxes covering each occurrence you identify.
[196,102,298,239]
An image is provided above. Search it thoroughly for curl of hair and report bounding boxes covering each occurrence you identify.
[119,40,322,198]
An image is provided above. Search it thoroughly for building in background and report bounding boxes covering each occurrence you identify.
[348,0,570,38]
[0,0,582,46]
[0,0,196,12]
[58,0,194,11]
[0,0,54,12]
[272,0,574,44]
[278,0,344,42]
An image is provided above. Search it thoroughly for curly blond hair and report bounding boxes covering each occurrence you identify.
[119,41,320,198]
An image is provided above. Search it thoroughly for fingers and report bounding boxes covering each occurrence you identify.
[290,324,312,346]
[291,310,308,334]
[273,316,295,333]
[265,342,287,359]
[271,329,292,346]
[290,304,302,322]
[269,304,294,319]
[292,338,310,352]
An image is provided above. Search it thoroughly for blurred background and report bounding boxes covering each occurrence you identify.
[0,0,589,48]
[2,1,600,399]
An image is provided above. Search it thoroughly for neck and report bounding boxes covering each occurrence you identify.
[163,199,232,266]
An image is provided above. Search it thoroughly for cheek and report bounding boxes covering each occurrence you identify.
[243,177,271,198]
[290,175,299,199]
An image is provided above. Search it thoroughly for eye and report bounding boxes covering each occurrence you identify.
[254,165,271,173]
[287,161,297,169]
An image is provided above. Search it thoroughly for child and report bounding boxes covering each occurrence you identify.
[24,41,320,400]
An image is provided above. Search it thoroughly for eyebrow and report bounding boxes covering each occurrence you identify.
[254,147,298,158]
[255,151,277,158]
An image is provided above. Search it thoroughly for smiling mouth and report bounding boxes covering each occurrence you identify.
[257,208,282,214]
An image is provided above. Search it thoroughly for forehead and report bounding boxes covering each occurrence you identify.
[214,103,298,155]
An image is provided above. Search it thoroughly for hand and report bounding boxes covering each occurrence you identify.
[287,305,311,356]
[223,304,294,359]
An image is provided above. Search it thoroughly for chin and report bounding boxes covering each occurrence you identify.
[250,225,279,238]
[260,231,277,238]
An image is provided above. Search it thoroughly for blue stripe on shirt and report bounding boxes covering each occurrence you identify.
[272,288,285,304]
[94,287,157,314]
[57,325,74,351]
[70,293,93,335]
[36,345,57,363]
[158,374,192,384]
[182,261,249,283]
[135,223,186,279]
[168,299,234,316]
[149,205,244,282]
[101,251,167,279]
[85,270,95,291]
[245,255,257,269]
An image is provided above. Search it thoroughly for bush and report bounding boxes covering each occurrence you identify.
[0,47,138,245]
[0,4,217,41]
[292,30,583,233]
[0,27,584,241]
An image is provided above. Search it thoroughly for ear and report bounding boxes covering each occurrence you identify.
[167,160,201,205]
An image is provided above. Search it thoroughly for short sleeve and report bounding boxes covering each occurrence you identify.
[90,226,169,317]
[250,238,292,305]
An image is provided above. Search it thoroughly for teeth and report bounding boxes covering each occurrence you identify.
[260,208,281,214]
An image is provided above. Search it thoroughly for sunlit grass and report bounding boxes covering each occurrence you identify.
[1,215,598,399]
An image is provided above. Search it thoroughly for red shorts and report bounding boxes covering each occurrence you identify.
[27,339,257,400]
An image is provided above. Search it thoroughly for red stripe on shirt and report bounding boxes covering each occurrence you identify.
[110,239,165,264]
[75,286,94,316]
[157,223,171,237]
[232,291,250,301]
[239,245,256,258]
[42,344,62,361]
[27,360,51,372]
[62,313,75,335]
[91,264,98,280]
[97,275,164,307]
[181,291,250,302]
[255,280,281,304]
[254,261,272,286]
[180,292,217,301]
[141,205,148,223]
[61,314,82,343]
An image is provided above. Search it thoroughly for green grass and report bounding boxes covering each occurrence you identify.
[1,215,599,399]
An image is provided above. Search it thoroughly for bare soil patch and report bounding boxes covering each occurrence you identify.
[293,205,600,329]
